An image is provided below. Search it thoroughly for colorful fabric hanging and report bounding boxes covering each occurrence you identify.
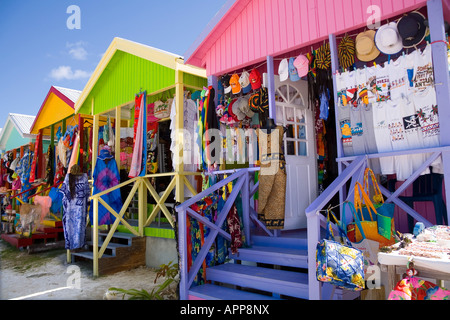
[129,92,147,178]
[90,148,123,226]
[29,131,43,183]
[60,171,90,250]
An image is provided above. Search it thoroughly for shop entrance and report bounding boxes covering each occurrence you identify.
[272,75,317,230]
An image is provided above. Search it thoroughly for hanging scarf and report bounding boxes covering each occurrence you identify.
[29,131,43,183]
[129,92,147,178]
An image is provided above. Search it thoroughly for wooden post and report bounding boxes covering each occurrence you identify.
[93,197,99,277]
[178,207,188,300]
[92,114,99,179]
[242,171,250,246]
[78,114,84,171]
[329,33,348,210]
[427,0,450,225]
[175,69,185,203]
[138,180,144,236]
[266,55,277,121]
[115,105,121,170]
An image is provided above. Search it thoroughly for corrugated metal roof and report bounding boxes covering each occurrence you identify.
[53,86,81,104]
[9,113,36,136]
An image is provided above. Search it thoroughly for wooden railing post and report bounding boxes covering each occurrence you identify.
[178,208,188,300]
[307,211,321,300]
[93,197,99,277]
[138,179,145,236]
[242,171,250,246]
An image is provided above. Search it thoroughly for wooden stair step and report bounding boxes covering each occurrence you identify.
[230,246,308,269]
[206,264,308,299]
[189,283,282,300]
[71,251,114,260]
[251,235,307,250]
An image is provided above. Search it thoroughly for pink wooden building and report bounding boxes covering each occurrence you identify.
[177,0,450,300]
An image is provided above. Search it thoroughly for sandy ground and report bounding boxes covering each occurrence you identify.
[0,240,172,300]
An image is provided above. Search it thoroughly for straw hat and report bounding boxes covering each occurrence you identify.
[375,22,403,55]
[355,30,380,62]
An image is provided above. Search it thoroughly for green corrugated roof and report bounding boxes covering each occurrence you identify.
[75,38,207,115]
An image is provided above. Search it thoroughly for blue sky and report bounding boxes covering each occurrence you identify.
[0,0,227,130]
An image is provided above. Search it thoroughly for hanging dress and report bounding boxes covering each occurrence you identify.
[89,148,123,225]
[60,172,90,250]
[256,126,286,229]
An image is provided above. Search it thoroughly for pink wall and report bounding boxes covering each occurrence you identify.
[191,0,429,76]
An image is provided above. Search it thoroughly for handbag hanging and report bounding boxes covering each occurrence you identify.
[363,168,395,240]
[316,210,365,291]
[354,181,395,248]
[341,201,380,276]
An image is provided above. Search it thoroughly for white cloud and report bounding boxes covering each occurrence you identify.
[66,41,88,60]
[49,66,92,81]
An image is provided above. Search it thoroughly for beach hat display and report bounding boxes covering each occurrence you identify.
[233,97,248,121]
[397,11,428,48]
[338,34,355,69]
[294,54,309,77]
[230,73,241,94]
[278,58,289,81]
[355,30,380,62]
[249,68,262,90]
[375,22,403,55]
[221,74,232,94]
[288,57,301,81]
[239,71,252,94]
[315,42,331,70]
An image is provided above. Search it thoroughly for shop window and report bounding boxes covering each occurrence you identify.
[275,84,308,157]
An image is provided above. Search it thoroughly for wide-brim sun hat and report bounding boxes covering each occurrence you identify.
[375,22,403,55]
[397,11,428,48]
[355,30,380,62]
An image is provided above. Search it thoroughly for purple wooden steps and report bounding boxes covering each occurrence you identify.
[189,283,282,300]
[188,235,309,300]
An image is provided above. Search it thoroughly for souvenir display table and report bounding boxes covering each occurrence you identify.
[378,226,450,293]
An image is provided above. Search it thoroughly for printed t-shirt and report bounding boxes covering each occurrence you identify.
[412,44,434,95]
[372,102,395,174]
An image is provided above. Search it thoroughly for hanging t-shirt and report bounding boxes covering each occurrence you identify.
[401,97,430,177]
[372,102,395,174]
[413,44,434,94]
[338,103,353,157]
[385,99,414,180]
[375,64,390,102]
[355,68,369,105]
[388,55,409,101]
[345,70,358,107]
[336,72,348,107]
[366,66,378,105]
[414,88,440,148]
[350,104,365,155]
[360,103,381,174]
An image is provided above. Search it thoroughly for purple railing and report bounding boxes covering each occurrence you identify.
[175,167,262,300]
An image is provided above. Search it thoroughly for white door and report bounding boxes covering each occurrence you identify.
[264,74,318,230]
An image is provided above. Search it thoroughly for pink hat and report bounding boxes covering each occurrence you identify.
[293,54,309,77]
